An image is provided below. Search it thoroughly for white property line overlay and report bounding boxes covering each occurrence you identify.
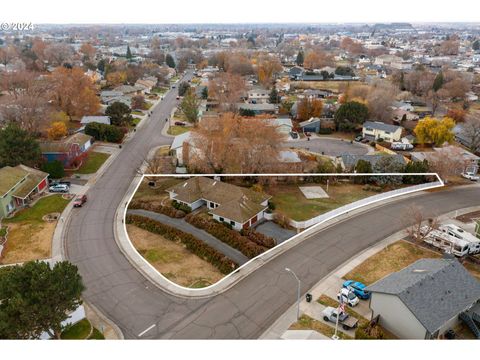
[122,173,444,293]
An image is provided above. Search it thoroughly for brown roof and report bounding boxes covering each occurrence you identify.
[166,177,271,224]
[40,133,92,153]
[0,165,48,198]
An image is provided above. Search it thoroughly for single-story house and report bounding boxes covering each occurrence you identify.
[135,77,157,94]
[237,103,276,115]
[289,66,304,80]
[411,145,479,169]
[0,165,49,218]
[362,121,403,143]
[40,133,93,167]
[266,116,293,137]
[298,117,336,133]
[366,258,480,339]
[166,177,271,231]
[80,116,111,126]
[337,154,407,171]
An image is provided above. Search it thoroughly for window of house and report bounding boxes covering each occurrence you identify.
[366,128,373,132]
[219,217,224,222]
[230,221,235,226]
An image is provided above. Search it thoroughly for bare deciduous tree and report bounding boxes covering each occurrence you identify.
[402,205,439,242]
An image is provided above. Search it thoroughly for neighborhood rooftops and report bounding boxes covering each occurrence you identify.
[0,165,48,199]
[166,177,271,224]
[80,116,111,125]
[40,133,93,153]
[363,121,402,133]
[366,258,480,335]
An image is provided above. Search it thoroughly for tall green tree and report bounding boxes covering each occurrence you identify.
[334,101,369,132]
[353,159,373,184]
[201,86,208,100]
[166,54,176,68]
[105,101,133,126]
[433,71,444,92]
[126,45,133,60]
[296,50,304,66]
[0,261,85,339]
[179,89,200,123]
[0,124,41,167]
[269,88,280,104]
[472,40,480,51]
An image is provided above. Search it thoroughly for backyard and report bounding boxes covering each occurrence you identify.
[1,195,70,264]
[127,224,224,288]
[267,182,381,221]
[76,152,110,174]
[132,177,183,202]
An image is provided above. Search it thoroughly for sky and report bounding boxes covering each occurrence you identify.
[1,0,480,24]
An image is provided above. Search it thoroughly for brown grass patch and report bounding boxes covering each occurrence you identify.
[289,315,352,339]
[0,221,55,264]
[344,240,441,285]
[127,224,223,287]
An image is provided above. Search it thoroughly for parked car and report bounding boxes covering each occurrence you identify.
[73,195,87,207]
[174,121,186,126]
[337,287,360,307]
[361,138,370,143]
[49,184,69,193]
[462,172,479,181]
[322,307,358,330]
[354,135,363,142]
[290,131,299,139]
[342,280,370,299]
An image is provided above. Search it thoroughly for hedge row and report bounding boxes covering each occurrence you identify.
[129,199,186,218]
[184,213,267,258]
[126,214,237,274]
[172,200,192,213]
[240,229,276,249]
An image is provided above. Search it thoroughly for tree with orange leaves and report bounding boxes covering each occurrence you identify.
[296,98,323,121]
[303,50,334,70]
[47,121,68,140]
[256,55,282,88]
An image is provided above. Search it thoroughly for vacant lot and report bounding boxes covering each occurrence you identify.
[127,224,224,288]
[2,195,70,264]
[268,183,380,221]
[76,152,110,174]
[291,80,346,93]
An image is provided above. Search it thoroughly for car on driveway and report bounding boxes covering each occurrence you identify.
[337,287,360,307]
[322,307,358,330]
[175,121,186,126]
[342,280,370,299]
[49,184,69,193]
[354,135,363,142]
[73,195,87,207]
[462,172,479,181]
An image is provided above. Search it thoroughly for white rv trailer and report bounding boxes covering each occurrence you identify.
[438,223,480,255]
[420,226,470,257]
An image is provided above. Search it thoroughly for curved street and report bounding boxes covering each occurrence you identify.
[64,72,480,339]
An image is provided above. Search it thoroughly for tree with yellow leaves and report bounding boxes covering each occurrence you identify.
[47,121,68,140]
[414,116,455,146]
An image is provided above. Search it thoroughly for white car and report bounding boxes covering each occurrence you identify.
[462,172,480,181]
[49,184,69,193]
[337,287,360,307]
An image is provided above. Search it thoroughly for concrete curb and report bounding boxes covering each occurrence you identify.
[259,204,480,339]
[113,176,474,299]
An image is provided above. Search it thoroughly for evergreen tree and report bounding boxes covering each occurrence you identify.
[201,86,208,100]
[166,54,176,68]
[0,124,41,167]
[126,45,133,60]
[296,50,304,66]
[433,71,444,92]
[473,40,480,51]
[269,88,280,104]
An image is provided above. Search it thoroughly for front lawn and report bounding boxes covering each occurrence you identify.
[344,240,441,285]
[132,110,144,116]
[132,177,183,202]
[167,125,190,136]
[76,152,110,174]
[61,319,105,340]
[268,183,381,221]
[289,314,352,339]
[2,195,70,264]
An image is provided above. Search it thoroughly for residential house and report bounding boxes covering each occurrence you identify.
[266,116,293,137]
[362,121,403,143]
[366,258,480,339]
[247,86,270,104]
[135,77,157,94]
[166,177,271,231]
[0,165,49,219]
[237,103,276,115]
[170,131,193,166]
[80,116,111,126]
[40,133,93,167]
[411,145,479,174]
[288,66,304,80]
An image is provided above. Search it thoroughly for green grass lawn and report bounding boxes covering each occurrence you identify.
[152,87,168,94]
[268,183,379,221]
[76,152,110,174]
[167,126,190,136]
[61,319,105,340]
[131,117,141,126]
[132,178,183,201]
[132,110,144,116]
[4,195,70,224]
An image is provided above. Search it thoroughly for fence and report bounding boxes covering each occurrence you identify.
[289,180,444,229]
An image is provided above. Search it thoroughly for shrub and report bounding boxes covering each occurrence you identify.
[185,213,267,258]
[362,184,383,193]
[241,229,276,248]
[274,213,291,229]
[171,200,192,213]
[41,160,65,179]
[126,214,237,274]
[85,122,125,143]
[129,200,186,218]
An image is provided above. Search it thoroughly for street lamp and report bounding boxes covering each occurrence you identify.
[285,267,301,320]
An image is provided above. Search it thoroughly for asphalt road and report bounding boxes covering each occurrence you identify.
[286,137,369,156]
[64,70,480,339]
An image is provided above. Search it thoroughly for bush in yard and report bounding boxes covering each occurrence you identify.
[184,213,267,258]
[85,122,124,143]
[126,214,237,274]
[41,160,65,179]
[241,229,276,248]
[172,200,192,213]
[129,200,185,218]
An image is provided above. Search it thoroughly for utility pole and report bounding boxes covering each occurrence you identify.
[285,268,301,320]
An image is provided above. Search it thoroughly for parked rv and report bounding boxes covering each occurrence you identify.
[438,224,480,255]
[420,226,471,257]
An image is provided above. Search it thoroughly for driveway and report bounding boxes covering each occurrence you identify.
[285,137,370,157]
[127,209,249,265]
[255,221,296,244]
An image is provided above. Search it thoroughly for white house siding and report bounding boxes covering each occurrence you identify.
[362,128,402,143]
[212,214,241,230]
[370,293,427,339]
[188,198,205,211]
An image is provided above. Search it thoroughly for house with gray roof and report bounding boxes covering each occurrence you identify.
[362,121,403,143]
[366,258,480,339]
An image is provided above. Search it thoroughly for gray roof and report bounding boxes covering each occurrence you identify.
[366,258,480,334]
[363,121,402,133]
[341,154,406,169]
[237,103,276,111]
[81,116,111,125]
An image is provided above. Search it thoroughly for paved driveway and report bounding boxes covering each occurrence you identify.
[255,221,296,244]
[127,209,249,265]
[285,138,370,157]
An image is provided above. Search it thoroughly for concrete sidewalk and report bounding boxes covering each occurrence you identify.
[127,209,249,265]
